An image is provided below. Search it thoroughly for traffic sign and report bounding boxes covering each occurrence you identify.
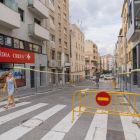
[96,92,111,106]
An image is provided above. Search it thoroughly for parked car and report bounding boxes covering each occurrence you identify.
[104,75,113,80]
[90,76,96,81]
[100,75,104,78]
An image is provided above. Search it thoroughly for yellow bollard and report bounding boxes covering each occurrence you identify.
[114,81,117,89]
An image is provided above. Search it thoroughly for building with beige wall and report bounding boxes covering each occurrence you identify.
[85,40,98,74]
[69,24,85,81]
[121,0,132,73]
[47,0,71,85]
[114,33,122,75]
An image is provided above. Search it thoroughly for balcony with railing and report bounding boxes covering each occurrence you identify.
[28,0,49,19]
[28,23,49,41]
[50,21,55,30]
[50,41,55,48]
[0,1,20,28]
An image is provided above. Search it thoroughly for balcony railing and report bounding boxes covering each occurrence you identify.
[28,0,49,19]
[4,0,18,11]
[0,2,20,29]
[50,41,55,48]
[50,21,55,30]
[28,23,49,41]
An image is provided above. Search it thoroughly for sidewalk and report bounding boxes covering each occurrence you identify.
[1,81,88,100]
[118,78,140,114]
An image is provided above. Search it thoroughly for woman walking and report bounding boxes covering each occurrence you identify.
[3,72,17,109]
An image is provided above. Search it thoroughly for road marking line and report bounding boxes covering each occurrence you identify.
[0,103,47,125]
[40,107,84,140]
[85,110,108,140]
[0,102,31,113]
[0,105,66,140]
[0,101,8,106]
[120,115,140,140]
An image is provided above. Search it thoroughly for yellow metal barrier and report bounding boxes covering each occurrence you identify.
[69,80,73,87]
[72,90,140,122]
[0,83,8,100]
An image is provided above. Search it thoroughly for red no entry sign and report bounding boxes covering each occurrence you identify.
[96,92,111,106]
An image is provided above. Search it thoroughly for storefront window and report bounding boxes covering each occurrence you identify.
[14,39,19,48]
[5,36,12,47]
[14,64,25,87]
[14,39,24,49]
[0,35,4,45]
[29,44,33,51]
[20,41,24,49]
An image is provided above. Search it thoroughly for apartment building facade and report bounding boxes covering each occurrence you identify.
[47,0,71,85]
[0,0,49,89]
[85,51,95,77]
[121,0,132,73]
[70,24,85,81]
[85,40,98,75]
[101,54,114,71]
[114,36,122,75]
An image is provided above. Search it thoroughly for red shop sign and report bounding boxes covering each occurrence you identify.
[0,47,35,63]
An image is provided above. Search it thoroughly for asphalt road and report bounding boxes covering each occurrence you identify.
[0,80,140,140]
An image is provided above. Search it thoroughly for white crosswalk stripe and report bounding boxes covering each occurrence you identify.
[0,104,66,140]
[120,115,140,140]
[85,110,108,140]
[0,103,47,125]
[0,101,8,106]
[40,107,85,140]
[0,102,31,113]
[0,101,140,140]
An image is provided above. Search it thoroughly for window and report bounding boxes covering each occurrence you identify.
[14,39,24,49]
[5,36,12,47]
[18,8,24,21]
[33,45,42,53]
[64,42,67,48]
[58,6,60,14]
[50,34,55,42]
[76,53,78,60]
[34,18,41,25]
[81,46,82,51]
[50,16,54,24]
[93,45,95,48]
[63,0,66,5]
[94,56,95,59]
[29,44,33,51]
[63,13,66,20]
[79,44,80,50]
[49,0,54,5]
[79,54,80,60]
[59,39,61,45]
[94,51,95,53]
[81,36,82,42]
[52,50,55,60]
[129,51,132,60]
[58,23,61,30]
[78,34,79,39]
[65,54,69,62]
[76,42,77,48]
[0,34,4,45]
[64,28,67,34]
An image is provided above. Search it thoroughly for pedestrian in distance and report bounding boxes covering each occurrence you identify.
[3,72,17,109]
[95,76,99,88]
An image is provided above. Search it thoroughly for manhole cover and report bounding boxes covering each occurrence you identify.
[21,118,43,128]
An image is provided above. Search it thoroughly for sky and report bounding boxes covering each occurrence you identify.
[69,0,124,56]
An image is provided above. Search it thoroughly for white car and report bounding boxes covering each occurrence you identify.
[104,75,113,80]
[90,76,96,81]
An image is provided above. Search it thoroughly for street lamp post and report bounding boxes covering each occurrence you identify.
[118,32,127,90]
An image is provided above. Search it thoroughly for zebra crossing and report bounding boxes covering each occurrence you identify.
[0,100,140,140]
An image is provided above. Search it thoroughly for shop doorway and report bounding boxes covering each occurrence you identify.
[51,69,55,85]
[40,66,45,86]
[30,66,35,88]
